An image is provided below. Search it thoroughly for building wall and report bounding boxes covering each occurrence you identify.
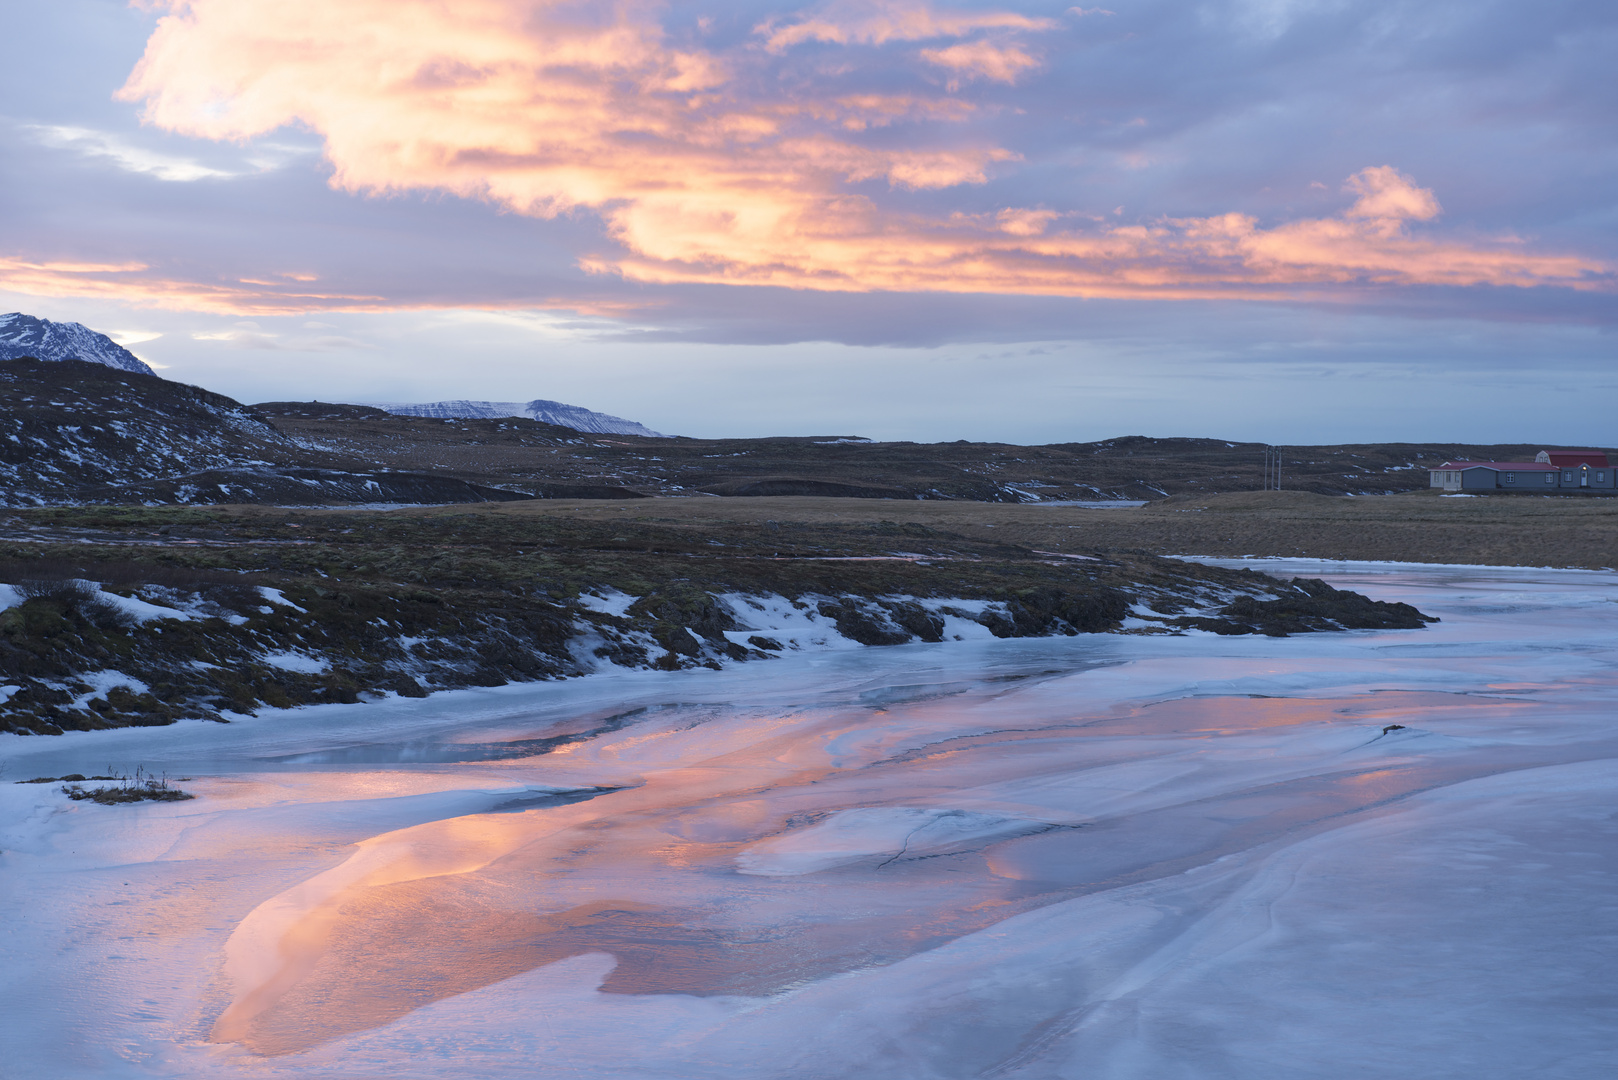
[1559,464,1615,489]
[1426,465,1614,492]
[1430,469,1468,490]
[1494,469,1545,492]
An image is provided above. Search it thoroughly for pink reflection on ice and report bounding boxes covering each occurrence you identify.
[211,685,1580,1056]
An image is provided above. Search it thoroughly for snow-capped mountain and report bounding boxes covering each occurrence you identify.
[372,398,662,436]
[0,312,155,375]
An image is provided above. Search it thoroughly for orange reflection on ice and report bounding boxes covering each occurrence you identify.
[206,687,1570,1057]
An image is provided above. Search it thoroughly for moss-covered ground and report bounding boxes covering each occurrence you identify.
[0,500,1435,734]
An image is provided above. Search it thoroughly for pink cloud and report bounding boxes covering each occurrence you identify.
[73,2,1610,314]
[759,1,1057,51]
[919,40,1042,85]
[1343,165,1442,226]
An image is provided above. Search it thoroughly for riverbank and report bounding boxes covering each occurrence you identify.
[0,501,1438,734]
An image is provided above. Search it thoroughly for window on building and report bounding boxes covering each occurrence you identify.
[1564,471,1574,482]
[1545,473,1556,484]
[1505,473,1515,484]
[1599,472,1607,482]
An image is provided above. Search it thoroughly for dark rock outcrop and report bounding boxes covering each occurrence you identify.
[1202,577,1438,636]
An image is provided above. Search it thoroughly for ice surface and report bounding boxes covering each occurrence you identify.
[736,807,1049,875]
[1,561,1615,1078]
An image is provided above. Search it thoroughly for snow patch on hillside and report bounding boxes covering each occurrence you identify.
[576,589,639,618]
[364,397,662,436]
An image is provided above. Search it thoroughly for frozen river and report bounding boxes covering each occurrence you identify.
[2,561,1615,1078]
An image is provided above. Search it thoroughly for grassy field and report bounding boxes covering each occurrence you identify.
[387,489,1618,570]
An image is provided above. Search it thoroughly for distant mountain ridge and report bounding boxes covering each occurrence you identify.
[0,313,155,375]
[370,398,662,436]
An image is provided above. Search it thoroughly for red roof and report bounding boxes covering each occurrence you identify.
[1435,461,1554,471]
[1543,451,1610,467]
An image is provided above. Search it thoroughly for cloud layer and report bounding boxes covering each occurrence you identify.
[61,0,1598,315]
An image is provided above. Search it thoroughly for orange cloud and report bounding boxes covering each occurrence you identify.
[0,254,386,314]
[604,166,1604,297]
[91,2,1613,314]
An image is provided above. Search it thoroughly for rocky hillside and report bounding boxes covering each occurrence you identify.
[0,360,533,507]
[0,313,154,375]
[0,358,289,504]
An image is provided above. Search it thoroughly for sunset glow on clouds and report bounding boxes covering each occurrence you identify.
[3,0,1616,442]
[13,0,1580,317]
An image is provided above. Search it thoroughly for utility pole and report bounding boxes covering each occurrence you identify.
[1262,446,1282,490]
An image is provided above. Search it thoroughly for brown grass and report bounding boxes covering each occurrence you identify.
[294,489,1618,569]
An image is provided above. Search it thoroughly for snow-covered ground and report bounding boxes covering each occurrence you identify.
[2,561,1614,1079]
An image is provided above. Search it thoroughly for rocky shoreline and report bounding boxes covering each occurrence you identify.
[0,505,1435,735]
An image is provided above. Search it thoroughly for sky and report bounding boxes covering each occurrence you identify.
[1,0,1614,443]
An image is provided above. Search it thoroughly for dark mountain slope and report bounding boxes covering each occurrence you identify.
[0,358,290,504]
[0,360,537,506]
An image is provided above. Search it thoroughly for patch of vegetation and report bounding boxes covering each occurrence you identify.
[59,767,194,804]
